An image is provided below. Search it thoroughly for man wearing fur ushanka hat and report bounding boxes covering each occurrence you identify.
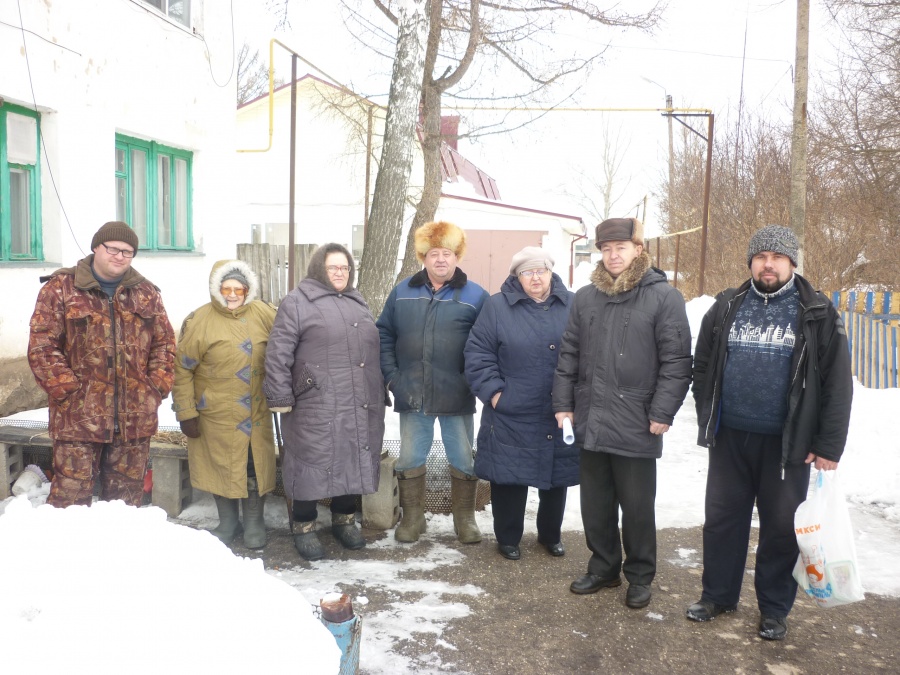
[552,217,692,610]
[376,220,489,545]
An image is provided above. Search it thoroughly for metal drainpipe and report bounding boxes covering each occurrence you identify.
[569,233,588,287]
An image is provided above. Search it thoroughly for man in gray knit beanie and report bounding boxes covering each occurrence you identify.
[746,225,798,268]
[687,224,852,642]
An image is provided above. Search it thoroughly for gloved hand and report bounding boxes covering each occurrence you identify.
[180,417,201,438]
[269,406,293,414]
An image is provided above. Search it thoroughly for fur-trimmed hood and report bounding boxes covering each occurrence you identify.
[590,251,662,296]
[305,242,356,290]
[209,260,260,307]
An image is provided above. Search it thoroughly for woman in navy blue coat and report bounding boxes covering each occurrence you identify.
[464,247,578,560]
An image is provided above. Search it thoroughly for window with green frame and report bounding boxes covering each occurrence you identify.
[115,134,193,250]
[0,103,42,261]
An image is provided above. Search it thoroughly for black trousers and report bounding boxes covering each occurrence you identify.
[581,450,657,585]
[489,482,568,547]
[293,494,359,523]
[700,426,810,618]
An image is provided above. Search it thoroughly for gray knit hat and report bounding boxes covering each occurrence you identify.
[746,225,799,267]
[221,269,250,288]
[509,246,554,275]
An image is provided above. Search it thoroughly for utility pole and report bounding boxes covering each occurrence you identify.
[666,94,674,220]
[790,0,810,273]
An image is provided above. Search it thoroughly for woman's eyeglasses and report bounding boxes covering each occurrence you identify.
[220,286,248,297]
[519,268,549,278]
[326,265,351,274]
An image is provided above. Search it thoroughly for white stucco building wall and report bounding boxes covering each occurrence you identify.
[0,0,241,358]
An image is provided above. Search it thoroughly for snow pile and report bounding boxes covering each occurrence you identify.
[0,497,340,674]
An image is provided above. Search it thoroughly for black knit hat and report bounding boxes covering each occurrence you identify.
[746,225,798,267]
[91,221,139,255]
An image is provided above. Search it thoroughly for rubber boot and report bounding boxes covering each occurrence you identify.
[395,465,427,543]
[332,512,366,550]
[241,476,267,550]
[450,467,482,544]
[293,520,326,561]
[211,496,242,544]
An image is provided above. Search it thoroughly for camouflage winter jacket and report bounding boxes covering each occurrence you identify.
[28,255,176,442]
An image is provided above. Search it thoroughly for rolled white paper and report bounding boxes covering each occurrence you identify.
[562,417,575,445]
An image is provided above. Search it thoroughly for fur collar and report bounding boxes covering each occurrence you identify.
[409,267,468,289]
[590,251,653,296]
[209,260,259,307]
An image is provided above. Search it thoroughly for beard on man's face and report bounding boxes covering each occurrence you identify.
[753,274,790,293]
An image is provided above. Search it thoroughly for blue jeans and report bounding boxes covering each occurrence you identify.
[397,412,475,475]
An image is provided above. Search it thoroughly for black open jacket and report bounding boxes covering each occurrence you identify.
[692,274,853,467]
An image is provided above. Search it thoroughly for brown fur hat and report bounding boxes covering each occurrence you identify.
[414,220,467,263]
[594,217,644,249]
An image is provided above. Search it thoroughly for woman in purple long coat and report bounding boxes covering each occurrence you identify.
[264,243,385,560]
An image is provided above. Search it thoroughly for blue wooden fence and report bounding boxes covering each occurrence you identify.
[831,291,899,389]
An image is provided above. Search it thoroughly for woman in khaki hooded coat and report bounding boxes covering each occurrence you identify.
[173,260,277,549]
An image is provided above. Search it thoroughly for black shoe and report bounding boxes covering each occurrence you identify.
[569,573,622,595]
[539,540,565,557]
[758,615,788,641]
[498,544,521,560]
[625,584,652,609]
[685,600,738,622]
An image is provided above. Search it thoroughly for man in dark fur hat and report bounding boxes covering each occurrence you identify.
[377,220,489,545]
[553,217,692,610]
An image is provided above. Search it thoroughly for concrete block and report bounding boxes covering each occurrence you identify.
[362,453,399,530]
[1,444,25,499]
[151,454,192,518]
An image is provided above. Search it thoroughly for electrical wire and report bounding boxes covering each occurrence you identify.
[0,19,81,56]
[15,0,85,258]
[200,0,236,88]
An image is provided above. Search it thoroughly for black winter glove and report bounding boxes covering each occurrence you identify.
[180,418,201,439]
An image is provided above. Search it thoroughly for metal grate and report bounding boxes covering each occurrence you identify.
[277,439,490,513]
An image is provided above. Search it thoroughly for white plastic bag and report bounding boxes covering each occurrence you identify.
[793,469,864,608]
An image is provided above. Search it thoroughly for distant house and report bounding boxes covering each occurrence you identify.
[234,74,586,294]
[0,0,240,359]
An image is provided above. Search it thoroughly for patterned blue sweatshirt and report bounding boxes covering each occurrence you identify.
[720,276,799,435]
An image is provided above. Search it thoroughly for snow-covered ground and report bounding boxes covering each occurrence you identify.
[2,295,898,674]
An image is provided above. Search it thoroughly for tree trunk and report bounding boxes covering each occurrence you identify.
[357,0,430,318]
[396,79,445,282]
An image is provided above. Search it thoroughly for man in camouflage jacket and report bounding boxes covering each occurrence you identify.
[28,221,175,507]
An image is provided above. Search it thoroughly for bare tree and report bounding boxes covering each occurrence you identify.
[814,0,900,289]
[558,117,632,225]
[270,0,664,302]
[237,43,282,106]
[358,1,431,315]
[355,0,665,282]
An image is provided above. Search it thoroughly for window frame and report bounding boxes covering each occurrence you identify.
[0,103,42,262]
[115,133,194,252]
[140,0,191,28]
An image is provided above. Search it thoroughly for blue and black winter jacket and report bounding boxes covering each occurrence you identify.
[377,268,488,415]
